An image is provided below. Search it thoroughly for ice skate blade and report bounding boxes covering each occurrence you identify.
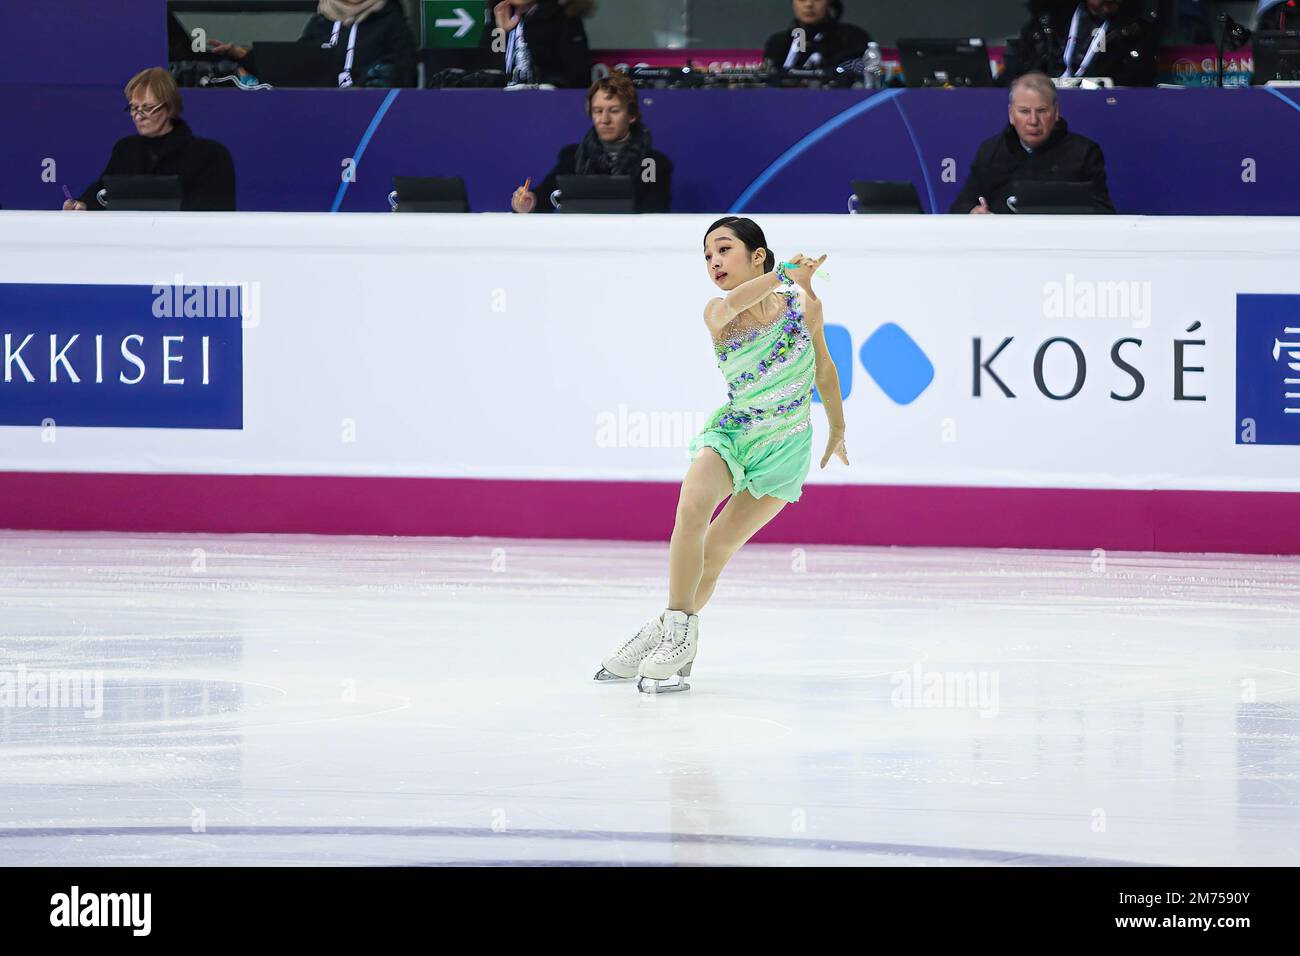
[594,667,635,682]
[637,675,691,695]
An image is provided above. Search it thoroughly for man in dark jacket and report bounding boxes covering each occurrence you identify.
[511,74,672,213]
[950,71,1114,214]
[68,67,235,211]
[1016,0,1159,87]
[763,0,873,71]
[478,0,591,88]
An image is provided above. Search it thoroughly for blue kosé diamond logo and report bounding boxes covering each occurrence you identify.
[1236,294,1300,446]
[859,322,934,405]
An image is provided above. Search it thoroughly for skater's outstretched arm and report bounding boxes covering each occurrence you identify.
[803,291,849,470]
[805,298,845,424]
[704,270,784,328]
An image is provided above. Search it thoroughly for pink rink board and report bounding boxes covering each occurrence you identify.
[0,471,1296,555]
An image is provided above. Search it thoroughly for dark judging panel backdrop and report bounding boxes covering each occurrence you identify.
[3,0,1299,214]
[5,85,1299,215]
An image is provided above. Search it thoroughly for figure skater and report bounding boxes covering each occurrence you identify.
[595,216,849,693]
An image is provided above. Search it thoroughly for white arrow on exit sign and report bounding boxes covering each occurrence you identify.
[434,7,475,39]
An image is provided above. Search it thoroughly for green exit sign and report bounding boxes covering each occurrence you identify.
[421,1,485,49]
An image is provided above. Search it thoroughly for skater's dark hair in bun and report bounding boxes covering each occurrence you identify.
[703,216,774,274]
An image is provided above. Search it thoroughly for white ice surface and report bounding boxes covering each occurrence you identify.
[0,530,1297,866]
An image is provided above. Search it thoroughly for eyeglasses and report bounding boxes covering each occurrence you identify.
[124,103,165,117]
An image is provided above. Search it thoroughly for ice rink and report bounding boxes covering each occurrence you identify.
[1,529,1297,866]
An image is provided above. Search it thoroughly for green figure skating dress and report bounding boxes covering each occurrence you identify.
[687,277,816,503]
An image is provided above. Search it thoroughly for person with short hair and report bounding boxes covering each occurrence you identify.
[763,0,872,72]
[65,67,235,211]
[511,73,673,213]
[950,71,1114,214]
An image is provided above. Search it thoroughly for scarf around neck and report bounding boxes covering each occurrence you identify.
[574,123,652,177]
[318,0,387,26]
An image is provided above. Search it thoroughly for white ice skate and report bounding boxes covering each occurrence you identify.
[594,614,665,681]
[637,609,698,694]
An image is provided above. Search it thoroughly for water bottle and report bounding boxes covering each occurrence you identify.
[863,41,884,90]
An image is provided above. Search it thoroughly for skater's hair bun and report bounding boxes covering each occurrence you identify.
[704,216,774,273]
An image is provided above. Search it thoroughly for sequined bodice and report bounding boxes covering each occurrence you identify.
[707,282,815,445]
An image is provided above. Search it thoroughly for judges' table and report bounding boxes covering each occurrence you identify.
[3,87,1300,215]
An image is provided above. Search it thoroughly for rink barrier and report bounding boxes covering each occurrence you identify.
[0,471,1297,554]
[1,213,1298,553]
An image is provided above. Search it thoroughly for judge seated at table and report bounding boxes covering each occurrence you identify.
[64,67,236,212]
[950,72,1114,215]
[510,74,672,214]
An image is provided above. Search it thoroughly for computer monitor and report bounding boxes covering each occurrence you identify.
[99,175,183,211]
[898,37,993,88]
[389,176,470,213]
[251,41,338,88]
[850,180,924,214]
[552,175,636,214]
[1252,31,1300,84]
[1006,181,1103,215]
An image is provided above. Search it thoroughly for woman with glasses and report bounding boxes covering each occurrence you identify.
[63,67,235,211]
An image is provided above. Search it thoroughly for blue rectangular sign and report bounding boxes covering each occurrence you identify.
[0,283,243,429]
[1237,294,1300,446]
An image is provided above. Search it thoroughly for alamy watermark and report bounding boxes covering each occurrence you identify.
[890,662,1000,718]
[0,665,103,718]
[151,272,261,327]
[50,886,150,936]
[595,404,712,451]
[1042,273,1152,328]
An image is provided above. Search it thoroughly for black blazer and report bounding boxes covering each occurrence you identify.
[79,117,236,211]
